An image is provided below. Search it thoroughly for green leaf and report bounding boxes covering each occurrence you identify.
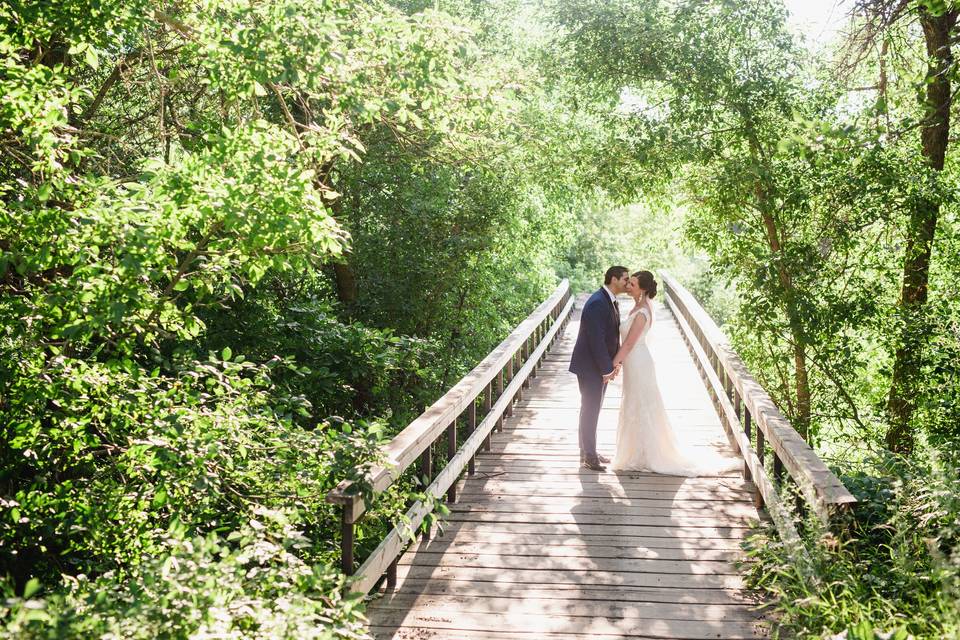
[84,46,99,70]
[222,346,232,361]
[23,578,40,599]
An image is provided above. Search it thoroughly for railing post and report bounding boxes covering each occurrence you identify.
[341,507,354,575]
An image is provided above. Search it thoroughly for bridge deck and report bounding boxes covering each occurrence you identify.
[366,301,768,639]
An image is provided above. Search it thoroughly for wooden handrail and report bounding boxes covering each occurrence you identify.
[326,279,573,592]
[660,271,856,528]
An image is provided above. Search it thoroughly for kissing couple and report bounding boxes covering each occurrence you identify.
[568,266,736,475]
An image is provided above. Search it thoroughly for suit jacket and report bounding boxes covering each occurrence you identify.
[569,288,620,378]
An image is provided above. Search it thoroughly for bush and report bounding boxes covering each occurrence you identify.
[0,510,370,639]
[744,455,960,639]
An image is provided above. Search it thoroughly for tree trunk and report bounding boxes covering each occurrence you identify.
[747,127,812,439]
[332,262,357,304]
[758,204,812,440]
[325,191,358,305]
[885,8,956,455]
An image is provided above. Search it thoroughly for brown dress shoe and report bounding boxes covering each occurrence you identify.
[581,459,606,471]
[582,454,611,464]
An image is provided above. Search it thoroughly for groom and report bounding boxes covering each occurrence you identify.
[569,266,629,471]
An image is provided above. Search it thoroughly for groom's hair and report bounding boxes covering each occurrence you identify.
[604,266,629,284]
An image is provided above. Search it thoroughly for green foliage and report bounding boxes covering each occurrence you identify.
[0,510,370,639]
[196,274,444,421]
[745,456,960,639]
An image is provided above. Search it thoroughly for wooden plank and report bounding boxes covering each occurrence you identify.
[432,519,754,540]
[394,552,745,576]
[390,563,749,589]
[399,539,745,560]
[371,625,767,640]
[373,579,763,606]
[369,593,764,621]
[462,470,755,489]
[445,511,756,529]
[456,484,754,502]
[367,605,766,639]
[404,535,747,554]
[446,498,760,519]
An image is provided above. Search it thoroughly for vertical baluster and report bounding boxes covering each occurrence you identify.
[755,418,765,508]
[467,399,477,475]
[530,330,538,379]
[743,409,753,483]
[496,367,505,432]
[446,416,457,503]
[774,453,784,485]
[516,350,525,400]
[506,358,515,418]
[340,507,354,575]
[522,337,531,388]
[482,384,491,452]
[386,559,397,589]
[419,447,432,540]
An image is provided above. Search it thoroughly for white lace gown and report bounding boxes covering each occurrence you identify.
[611,306,738,476]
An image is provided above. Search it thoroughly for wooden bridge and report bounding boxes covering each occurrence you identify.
[328,274,857,639]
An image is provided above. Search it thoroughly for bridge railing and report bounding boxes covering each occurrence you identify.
[326,280,574,595]
[660,272,856,549]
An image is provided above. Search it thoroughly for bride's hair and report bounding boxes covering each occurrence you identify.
[633,270,658,298]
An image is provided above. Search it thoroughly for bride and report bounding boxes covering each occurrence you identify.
[610,271,737,476]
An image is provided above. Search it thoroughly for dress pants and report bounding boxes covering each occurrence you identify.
[577,373,607,462]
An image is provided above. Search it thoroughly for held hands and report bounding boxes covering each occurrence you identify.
[603,362,623,383]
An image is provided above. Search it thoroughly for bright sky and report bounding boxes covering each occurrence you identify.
[783,0,854,49]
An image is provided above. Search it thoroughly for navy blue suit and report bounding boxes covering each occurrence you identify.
[569,288,620,462]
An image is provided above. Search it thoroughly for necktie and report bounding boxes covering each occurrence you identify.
[613,298,620,323]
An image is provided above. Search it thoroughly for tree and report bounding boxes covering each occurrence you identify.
[846,0,960,454]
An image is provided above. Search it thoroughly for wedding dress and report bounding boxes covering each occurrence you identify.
[611,305,738,476]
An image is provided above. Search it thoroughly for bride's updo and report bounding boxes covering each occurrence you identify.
[633,270,658,298]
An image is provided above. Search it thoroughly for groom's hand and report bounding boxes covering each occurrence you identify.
[603,363,622,383]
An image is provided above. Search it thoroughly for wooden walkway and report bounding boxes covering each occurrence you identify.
[366,300,768,639]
